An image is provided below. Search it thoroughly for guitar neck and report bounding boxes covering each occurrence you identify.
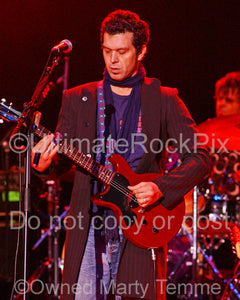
[34,124,114,185]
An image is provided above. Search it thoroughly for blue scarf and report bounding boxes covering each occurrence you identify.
[103,64,146,160]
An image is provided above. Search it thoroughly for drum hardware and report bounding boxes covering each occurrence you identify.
[14,180,69,300]
[167,183,240,299]
[200,234,227,252]
[167,187,205,299]
[191,185,199,299]
[167,233,194,299]
[167,231,240,299]
[167,247,192,282]
[47,179,60,292]
[170,115,240,298]
[199,245,240,299]
[14,258,67,300]
[221,261,240,299]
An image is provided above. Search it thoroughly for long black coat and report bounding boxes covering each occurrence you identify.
[56,77,209,299]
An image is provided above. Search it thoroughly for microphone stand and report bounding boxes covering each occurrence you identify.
[2,140,10,277]
[62,55,69,94]
[11,52,61,137]
[11,52,63,300]
[56,54,69,94]
[14,206,70,300]
[23,130,31,300]
[191,186,199,300]
[46,179,60,299]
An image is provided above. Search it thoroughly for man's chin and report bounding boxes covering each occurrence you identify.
[110,74,124,81]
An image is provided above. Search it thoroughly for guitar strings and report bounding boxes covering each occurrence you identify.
[36,126,139,205]
[67,149,139,205]
[72,153,139,204]
[57,139,139,204]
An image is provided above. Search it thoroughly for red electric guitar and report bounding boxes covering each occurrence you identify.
[0,100,185,249]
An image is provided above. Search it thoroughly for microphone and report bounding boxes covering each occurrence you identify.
[51,39,72,54]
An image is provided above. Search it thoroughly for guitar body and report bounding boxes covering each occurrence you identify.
[92,154,185,249]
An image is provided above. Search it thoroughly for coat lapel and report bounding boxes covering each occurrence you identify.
[141,77,162,150]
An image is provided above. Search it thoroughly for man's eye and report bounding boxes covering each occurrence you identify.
[119,51,126,55]
[217,97,234,103]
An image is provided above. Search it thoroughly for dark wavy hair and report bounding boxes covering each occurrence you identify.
[215,71,240,99]
[100,10,150,55]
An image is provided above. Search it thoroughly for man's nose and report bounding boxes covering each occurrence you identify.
[110,51,119,63]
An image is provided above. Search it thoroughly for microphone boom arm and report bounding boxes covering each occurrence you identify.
[11,54,61,136]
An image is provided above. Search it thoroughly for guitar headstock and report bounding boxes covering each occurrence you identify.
[0,98,21,123]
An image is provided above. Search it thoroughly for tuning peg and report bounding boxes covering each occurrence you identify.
[1,98,6,103]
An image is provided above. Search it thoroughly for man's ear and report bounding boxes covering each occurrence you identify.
[137,45,147,61]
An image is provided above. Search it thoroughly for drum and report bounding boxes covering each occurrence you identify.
[198,116,240,223]
[201,150,240,223]
[208,151,240,199]
[203,194,237,223]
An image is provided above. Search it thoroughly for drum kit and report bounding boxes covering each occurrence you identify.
[167,114,240,299]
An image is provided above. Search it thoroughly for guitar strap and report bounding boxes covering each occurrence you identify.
[96,80,142,242]
[95,80,121,242]
[96,80,113,171]
[96,80,142,170]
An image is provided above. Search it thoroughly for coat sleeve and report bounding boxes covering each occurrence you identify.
[154,87,209,209]
[31,89,76,178]
[51,89,78,177]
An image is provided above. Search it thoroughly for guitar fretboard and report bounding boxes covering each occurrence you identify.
[35,125,114,185]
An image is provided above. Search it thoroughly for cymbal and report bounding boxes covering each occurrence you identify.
[198,114,240,151]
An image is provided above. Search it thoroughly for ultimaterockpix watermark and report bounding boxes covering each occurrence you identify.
[8,132,230,155]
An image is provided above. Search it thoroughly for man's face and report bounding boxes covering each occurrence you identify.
[102,32,146,81]
[216,88,240,117]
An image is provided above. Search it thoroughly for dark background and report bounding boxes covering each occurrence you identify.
[0,0,239,292]
[0,0,239,132]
